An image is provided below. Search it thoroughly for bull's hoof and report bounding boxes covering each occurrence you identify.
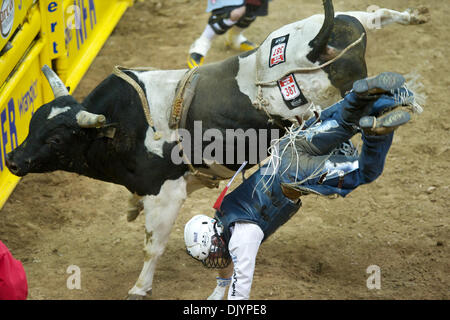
[127,195,144,222]
[407,6,430,25]
[126,292,152,300]
[126,289,152,300]
[126,294,145,300]
[127,209,141,222]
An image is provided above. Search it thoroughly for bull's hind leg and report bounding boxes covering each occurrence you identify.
[345,6,429,31]
[127,177,187,299]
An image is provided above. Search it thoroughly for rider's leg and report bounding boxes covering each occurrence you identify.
[296,72,406,155]
[277,73,410,193]
[225,13,257,51]
[188,6,246,68]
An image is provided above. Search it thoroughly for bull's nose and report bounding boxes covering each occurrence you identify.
[5,154,19,175]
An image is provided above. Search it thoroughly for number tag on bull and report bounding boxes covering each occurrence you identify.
[269,34,289,68]
[277,74,308,109]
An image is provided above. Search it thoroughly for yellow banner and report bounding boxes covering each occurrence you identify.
[59,0,132,90]
[0,39,45,208]
[0,0,133,209]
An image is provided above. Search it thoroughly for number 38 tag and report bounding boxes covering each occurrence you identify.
[277,74,308,109]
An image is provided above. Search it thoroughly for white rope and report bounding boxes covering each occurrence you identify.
[253,103,325,194]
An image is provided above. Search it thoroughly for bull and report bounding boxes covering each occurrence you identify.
[5,1,428,299]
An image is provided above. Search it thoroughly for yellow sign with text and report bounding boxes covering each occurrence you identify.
[59,0,133,91]
[0,0,133,209]
[0,39,46,208]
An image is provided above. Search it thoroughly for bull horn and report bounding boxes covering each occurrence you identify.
[42,65,70,98]
[76,111,106,128]
[306,0,335,63]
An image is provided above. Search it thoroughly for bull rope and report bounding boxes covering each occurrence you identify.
[172,67,222,189]
[113,65,163,140]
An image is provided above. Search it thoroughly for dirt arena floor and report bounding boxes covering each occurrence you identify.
[0,0,448,300]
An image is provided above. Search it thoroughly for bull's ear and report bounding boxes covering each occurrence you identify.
[320,45,340,62]
[76,111,106,128]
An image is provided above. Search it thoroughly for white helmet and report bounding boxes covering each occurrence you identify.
[184,215,230,268]
[184,215,216,260]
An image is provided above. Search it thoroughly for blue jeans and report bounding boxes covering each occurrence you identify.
[217,90,404,241]
[276,91,395,197]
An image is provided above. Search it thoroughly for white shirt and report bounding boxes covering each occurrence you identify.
[227,222,264,300]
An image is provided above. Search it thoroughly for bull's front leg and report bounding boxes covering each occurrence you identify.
[345,6,429,31]
[127,177,187,299]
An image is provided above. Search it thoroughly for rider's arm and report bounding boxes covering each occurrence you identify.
[227,222,264,300]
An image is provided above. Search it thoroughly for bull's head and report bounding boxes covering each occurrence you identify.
[305,0,368,94]
[320,8,368,96]
[6,66,107,176]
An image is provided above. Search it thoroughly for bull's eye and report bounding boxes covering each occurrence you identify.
[46,136,62,145]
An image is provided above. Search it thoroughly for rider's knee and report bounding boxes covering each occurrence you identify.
[230,6,246,21]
